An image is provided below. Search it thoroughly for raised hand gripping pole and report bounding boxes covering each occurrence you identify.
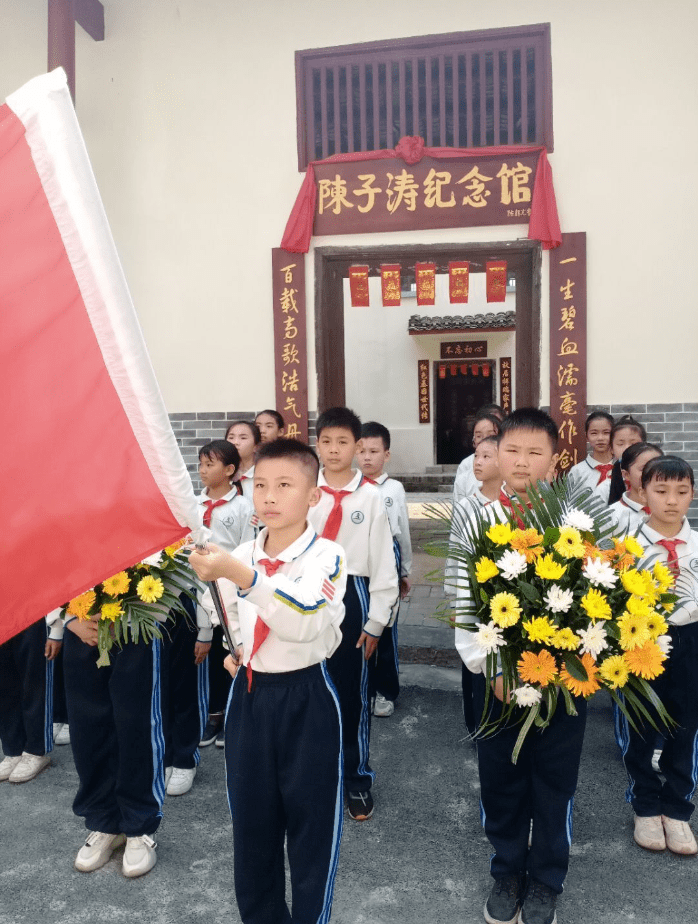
[195,541,240,665]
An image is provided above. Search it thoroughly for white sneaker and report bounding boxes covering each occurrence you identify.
[167,767,196,797]
[55,725,71,746]
[0,756,22,781]
[8,752,50,783]
[373,694,395,717]
[651,749,663,773]
[74,831,126,872]
[122,835,157,878]
[53,723,64,742]
[634,814,666,851]
[662,816,698,855]
[164,766,173,790]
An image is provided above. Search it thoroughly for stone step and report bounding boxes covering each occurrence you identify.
[425,464,459,474]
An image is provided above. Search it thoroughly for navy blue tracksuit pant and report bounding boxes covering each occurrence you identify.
[0,619,54,758]
[327,575,375,793]
[474,682,587,895]
[63,629,165,837]
[374,539,401,704]
[616,621,698,822]
[225,663,343,924]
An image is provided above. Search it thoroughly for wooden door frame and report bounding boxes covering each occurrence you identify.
[314,239,541,413]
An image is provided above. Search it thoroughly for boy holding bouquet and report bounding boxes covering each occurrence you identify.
[455,409,585,924]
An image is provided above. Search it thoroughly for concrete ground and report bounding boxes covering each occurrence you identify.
[1,497,696,923]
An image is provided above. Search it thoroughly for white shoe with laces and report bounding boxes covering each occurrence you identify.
[0,756,22,781]
[373,694,395,717]
[74,831,126,872]
[634,814,666,851]
[122,834,157,878]
[662,816,698,855]
[167,767,196,796]
[8,752,50,783]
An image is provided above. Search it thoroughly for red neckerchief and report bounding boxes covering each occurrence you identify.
[247,557,285,691]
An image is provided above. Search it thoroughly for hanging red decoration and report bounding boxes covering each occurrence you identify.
[380,264,401,306]
[449,261,470,303]
[450,364,457,376]
[415,262,436,305]
[486,260,507,303]
[460,364,468,375]
[349,265,370,307]
[482,363,491,377]
[472,363,480,375]
[438,364,446,379]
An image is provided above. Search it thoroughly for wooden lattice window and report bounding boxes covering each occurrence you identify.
[296,24,552,170]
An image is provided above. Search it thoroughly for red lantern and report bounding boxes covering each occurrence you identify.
[483,363,491,377]
[460,364,468,375]
[472,363,479,376]
[438,364,446,379]
[450,364,458,376]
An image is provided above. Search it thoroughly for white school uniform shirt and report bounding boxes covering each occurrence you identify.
[196,486,254,641]
[236,465,255,502]
[608,493,648,536]
[307,470,399,638]
[201,524,346,671]
[373,472,413,578]
[453,454,481,506]
[46,608,64,641]
[568,455,613,504]
[636,519,698,627]
[444,489,495,595]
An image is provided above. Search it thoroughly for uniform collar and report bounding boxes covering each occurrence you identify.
[252,523,318,565]
[318,469,364,492]
[473,487,493,506]
[586,454,613,471]
[198,485,238,504]
[373,472,390,485]
[639,517,692,547]
[620,492,645,513]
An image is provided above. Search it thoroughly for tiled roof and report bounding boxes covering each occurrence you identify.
[408,311,515,333]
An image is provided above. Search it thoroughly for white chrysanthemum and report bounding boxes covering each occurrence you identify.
[656,634,673,655]
[497,549,528,581]
[563,509,595,532]
[577,621,609,658]
[582,556,618,589]
[544,585,574,614]
[141,552,163,567]
[474,620,505,655]
[513,685,542,707]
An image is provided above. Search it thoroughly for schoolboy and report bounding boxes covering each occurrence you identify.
[189,438,346,924]
[357,421,413,718]
[453,411,502,505]
[196,440,254,750]
[455,408,586,924]
[309,407,399,821]
[568,411,614,501]
[617,456,698,856]
[254,408,285,443]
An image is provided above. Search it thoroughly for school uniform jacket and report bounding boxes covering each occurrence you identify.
[568,455,613,504]
[637,519,698,627]
[202,524,346,671]
[608,493,648,536]
[373,473,413,578]
[453,454,480,506]
[308,470,399,638]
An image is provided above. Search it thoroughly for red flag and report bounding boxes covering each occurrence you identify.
[0,70,201,644]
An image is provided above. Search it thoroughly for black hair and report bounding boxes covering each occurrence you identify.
[497,407,558,450]
[199,439,240,472]
[620,441,663,473]
[225,420,262,445]
[476,435,499,448]
[255,437,320,482]
[585,410,614,432]
[255,409,285,430]
[473,413,501,434]
[608,441,663,503]
[641,455,695,489]
[361,421,391,449]
[611,415,647,445]
[476,403,506,420]
[316,406,362,442]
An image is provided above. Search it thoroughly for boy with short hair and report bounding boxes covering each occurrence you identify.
[568,411,615,499]
[309,407,399,821]
[357,421,413,718]
[453,410,502,505]
[618,455,698,856]
[455,408,586,924]
[189,438,346,924]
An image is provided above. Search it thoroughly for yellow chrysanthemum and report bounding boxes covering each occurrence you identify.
[518,650,558,686]
[625,640,666,680]
[554,526,585,559]
[617,611,651,651]
[100,602,123,622]
[621,569,648,596]
[626,595,653,618]
[599,654,630,689]
[487,523,514,545]
[553,627,581,651]
[475,557,500,583]
[624,536,644,558]
[102,571,130,596]
[645,612,668,640]
[580,588,612,622]
[510,528,544,562]
[660,598,675,615]
[653,562,674,594]
[67,590,97,620]
[534,554,567,581]
[640,574,660,604]
[560,652,601,697]
[489,592,522,628]
[523,616,558,645]
[136,575,165,604]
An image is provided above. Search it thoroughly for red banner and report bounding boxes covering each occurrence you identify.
[381,264,401,306]
[449,261,470,303]
[549,233,587,474]
[272,249,309,443]
[416,262,436,306]
[486,260,507,303]
[349,265,369,307]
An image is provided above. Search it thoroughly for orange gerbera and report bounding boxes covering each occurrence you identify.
[608,539,636,572]
[509,528,544,562]
[518,650,558,686]
[560,652,601,697]
[66,590,97,620]
[624,640,667,680]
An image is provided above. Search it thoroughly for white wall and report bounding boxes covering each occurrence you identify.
[1,0,697,413]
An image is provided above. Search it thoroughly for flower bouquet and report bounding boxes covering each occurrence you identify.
[441,479,676,762]
[61,539,195,667]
